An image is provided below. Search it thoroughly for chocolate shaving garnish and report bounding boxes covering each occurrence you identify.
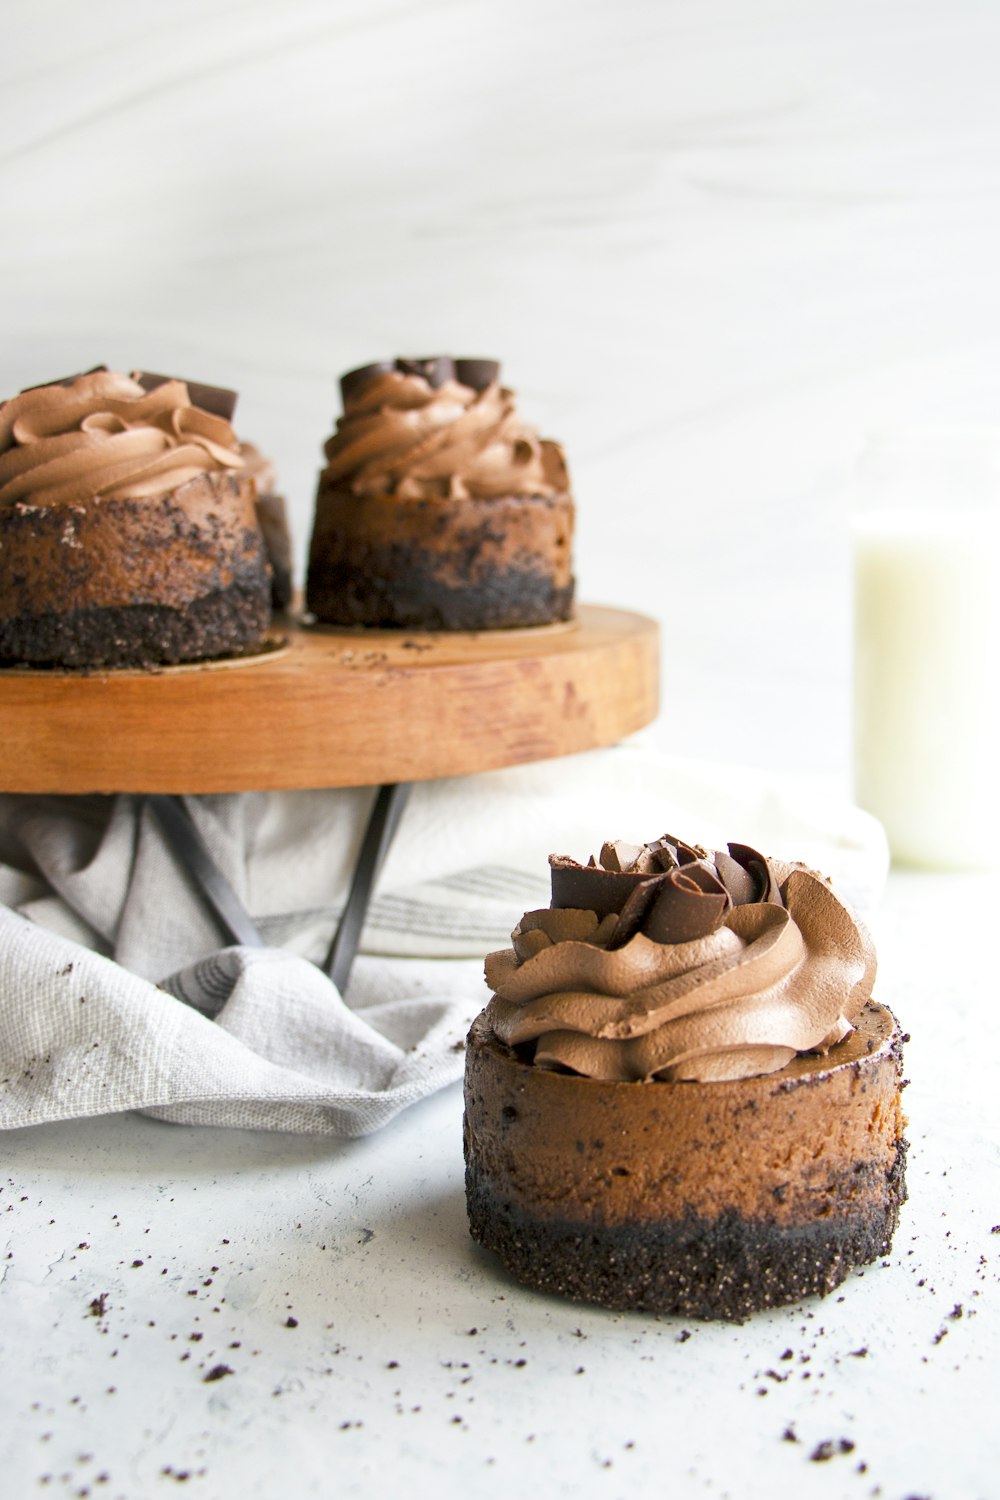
[598,840,648,873]
[606,876,670,948]
[550,855,653,919]
[454,358,500,391]
[715,843,784,906]
[642,864,730,943]
[340,361,395,406]
[135,371,238,422]
[550,837,774,931]
[608,865,730,948]
[394,356,455,388]
[713,850,758,905]
[548,837,757,945]
[550,838,722,921]
[642,838,679,871]
[19,366,108,394]
[646,834,709,869]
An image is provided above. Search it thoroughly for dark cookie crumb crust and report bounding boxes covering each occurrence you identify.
[0,578,271,669]
[466,1145,908,1321]
[307,556,574,631]
[306,487,575,630]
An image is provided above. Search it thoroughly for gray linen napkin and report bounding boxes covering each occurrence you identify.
[0,743,888,1136]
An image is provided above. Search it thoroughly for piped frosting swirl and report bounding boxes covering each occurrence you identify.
[320,357,569,501]
[0,370,244,509]
[484,836,877,1083]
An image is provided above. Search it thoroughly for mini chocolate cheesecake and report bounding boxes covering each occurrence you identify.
[306,356,574,631]
[464,836,907,1320]
[0,370,272,668]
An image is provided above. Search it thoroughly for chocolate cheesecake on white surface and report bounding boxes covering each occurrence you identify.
[465,836,907,1319]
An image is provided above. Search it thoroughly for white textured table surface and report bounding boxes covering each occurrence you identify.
[2,870,998,1500]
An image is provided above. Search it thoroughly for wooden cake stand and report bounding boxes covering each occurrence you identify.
[0,604,659,987]
[0,603,658,795]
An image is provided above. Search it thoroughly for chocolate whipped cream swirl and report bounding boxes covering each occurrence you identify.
[0,370,244,509]
[320,356,569,501]
[485,836,877,1084]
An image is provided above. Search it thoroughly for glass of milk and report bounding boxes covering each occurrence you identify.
[853,429,1000,870]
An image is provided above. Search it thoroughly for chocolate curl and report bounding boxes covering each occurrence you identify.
[598,839,663,875]
[643,863,731,943]
[550,837,726,927]
[607,863,730,950]
[715,843,784,906]
[135,371,238,423]
[646,833,710,869]
[454,358,500,391]
[394,356,455,388]
[549,855,653,920]
[606,876,670,948]
[340,361,396,406]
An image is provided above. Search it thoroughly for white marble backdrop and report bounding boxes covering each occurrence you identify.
[3,0,999,771]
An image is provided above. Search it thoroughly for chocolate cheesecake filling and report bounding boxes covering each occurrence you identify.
[465,1005,906,1319]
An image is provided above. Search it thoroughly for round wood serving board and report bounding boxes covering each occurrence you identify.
[0,604,659,794]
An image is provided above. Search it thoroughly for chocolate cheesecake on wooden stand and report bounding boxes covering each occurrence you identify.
[306,356,574,631]
[0,368,273,669]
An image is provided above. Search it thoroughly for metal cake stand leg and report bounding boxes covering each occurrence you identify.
[147,794,266,949]
[147,783,411,995]
[323,781,411,993]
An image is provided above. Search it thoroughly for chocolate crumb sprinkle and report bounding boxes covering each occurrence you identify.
[809,1438,855,1462]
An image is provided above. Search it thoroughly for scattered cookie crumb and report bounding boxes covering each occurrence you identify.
[809,1439,855,1462]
